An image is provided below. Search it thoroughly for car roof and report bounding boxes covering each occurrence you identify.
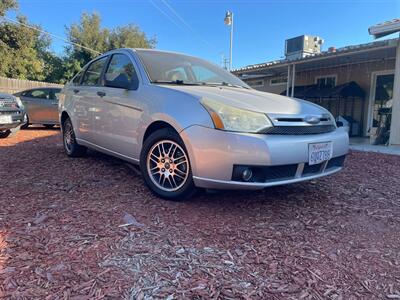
[21,87,61,92]
[103,48,190,57]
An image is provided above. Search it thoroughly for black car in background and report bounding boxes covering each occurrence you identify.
[0,93,26,138]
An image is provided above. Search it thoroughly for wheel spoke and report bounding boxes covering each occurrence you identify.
[175,160,187,167]
[167,176,174,188]
[174,173,185,180]
[170,175,177,188]
[174,155,185,162]
[161,174,167,187]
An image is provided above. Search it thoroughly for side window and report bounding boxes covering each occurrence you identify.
[29,89,50,100]
[50,89,61,100]
[72,69,84,86]
[81,57,108,86]
[104,54,139,88]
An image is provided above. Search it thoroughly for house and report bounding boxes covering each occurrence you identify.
[233,33,399,145]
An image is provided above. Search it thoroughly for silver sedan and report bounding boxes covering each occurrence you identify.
[59,49,348,200]
[15,87,62,128]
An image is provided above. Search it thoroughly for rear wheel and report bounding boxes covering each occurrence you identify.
[140,128,196,201]
[62,118,87,157]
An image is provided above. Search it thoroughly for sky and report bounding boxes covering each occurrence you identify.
[6,0,400,69]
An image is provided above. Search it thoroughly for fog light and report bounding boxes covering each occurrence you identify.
[242,168,253,182]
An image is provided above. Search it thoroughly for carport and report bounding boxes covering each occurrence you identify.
[282,81,366,136]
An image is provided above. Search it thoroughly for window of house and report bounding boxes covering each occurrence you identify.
[247,80,264,87]
[270,76,288,86]
[315,75,336,88]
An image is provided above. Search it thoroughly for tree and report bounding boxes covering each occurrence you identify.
[0,1,61,82]
[0,0,17,17]
[0,16,47,80]
[63,12,156,81]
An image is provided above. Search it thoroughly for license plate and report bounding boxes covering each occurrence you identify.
[0,115,12,124]
[308,142,333,165]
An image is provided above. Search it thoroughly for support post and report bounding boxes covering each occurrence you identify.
[389,39,400,145]
[291,64,296,98]
[229,13,233,71]
[286,65,291,97]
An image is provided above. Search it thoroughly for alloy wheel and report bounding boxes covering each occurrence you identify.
[146,140,189,192]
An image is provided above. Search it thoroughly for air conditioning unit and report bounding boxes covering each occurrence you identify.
[285,35,324,60]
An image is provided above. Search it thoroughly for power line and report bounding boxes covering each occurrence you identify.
[160,0,212,48]
[148,0,182,28]
[0,16,101,55]
[160,0,194,32]
[149,0,212,49]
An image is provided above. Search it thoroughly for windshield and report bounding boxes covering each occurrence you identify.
[136,50,249,88]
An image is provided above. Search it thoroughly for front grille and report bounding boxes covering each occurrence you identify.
[0,110,22,115]
[303,162,323,175]
[0,99,18,109]
[326,155,346,169]
[262,125,336,135]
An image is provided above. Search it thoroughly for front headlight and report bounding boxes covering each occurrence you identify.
[201,98,272,133]
[15,97,24,109]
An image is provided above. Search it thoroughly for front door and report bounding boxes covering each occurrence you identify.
[93,53,143,160]
[370,72,394,127]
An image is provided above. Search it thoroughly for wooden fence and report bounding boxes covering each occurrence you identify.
[0,77,64,94]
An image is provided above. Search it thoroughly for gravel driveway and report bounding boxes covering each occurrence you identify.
[0,129,399,299]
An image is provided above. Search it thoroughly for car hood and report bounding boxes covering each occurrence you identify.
[161,85,327,116]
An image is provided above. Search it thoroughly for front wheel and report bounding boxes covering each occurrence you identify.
[0,130,11,139]
[62,118,87,157]
[140,128,196,201]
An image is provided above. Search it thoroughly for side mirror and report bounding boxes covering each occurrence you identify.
[105,74,134,90]
[336,121,344,127]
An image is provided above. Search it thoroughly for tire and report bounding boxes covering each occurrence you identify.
[140,128,196,201]
[62,118,87,157]
[0,130,11,139]
[44,124,55,129]
[21,116,29,129]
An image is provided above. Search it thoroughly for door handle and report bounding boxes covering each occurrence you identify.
[73,89,79,94]
[97,91,106,97]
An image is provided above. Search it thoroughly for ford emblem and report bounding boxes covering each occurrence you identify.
[304,116,320,124]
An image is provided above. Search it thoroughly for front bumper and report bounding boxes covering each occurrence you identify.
[0,110,26,131]
[180,125,349,190]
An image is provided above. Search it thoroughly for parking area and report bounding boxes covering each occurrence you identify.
[0,129,400,299]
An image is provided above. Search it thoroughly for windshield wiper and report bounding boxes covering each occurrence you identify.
[199,81,249,89]
[152,80,202,86]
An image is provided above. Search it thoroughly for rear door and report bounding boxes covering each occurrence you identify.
[48,89,62,123]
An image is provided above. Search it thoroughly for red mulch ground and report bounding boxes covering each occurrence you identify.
[0,128,400,299]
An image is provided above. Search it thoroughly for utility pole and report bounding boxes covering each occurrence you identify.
[224,11,234,70]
